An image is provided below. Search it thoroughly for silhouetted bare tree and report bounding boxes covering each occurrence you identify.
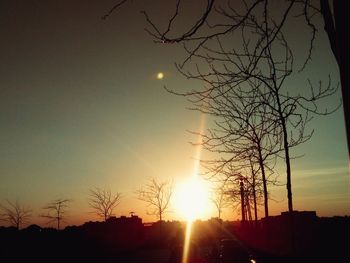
[221,168,248,220]
[197,84,281,218]
[158,5,337,213]
[132,0,349,158]
[247,158,265,222]
[0,200,31,229]
[212,160,265,222]
[41,198,71,230]
[136,178,173,223]
[211,184,230,219]
[105,0,341,213]
[88,187,121,221]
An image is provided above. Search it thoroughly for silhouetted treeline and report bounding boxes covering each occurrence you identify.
[1,212,349,263]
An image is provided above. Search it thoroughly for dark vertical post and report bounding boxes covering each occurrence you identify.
[334,0,350,164]
[240,177,246,222]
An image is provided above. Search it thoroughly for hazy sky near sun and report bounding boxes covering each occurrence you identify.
[0,1,349,226]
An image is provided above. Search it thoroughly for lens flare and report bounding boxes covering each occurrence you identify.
[180,113,208,263]
[157,72,164,79]
[182,221,193,263]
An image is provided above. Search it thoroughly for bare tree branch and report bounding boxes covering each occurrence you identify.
[88,187,122,221]
[0,200,31,229]
[41,198,71,230]
[136,178,173,222]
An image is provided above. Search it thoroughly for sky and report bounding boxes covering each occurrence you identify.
[0,1,349,227]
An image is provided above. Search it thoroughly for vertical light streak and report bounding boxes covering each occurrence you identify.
[192,113,207,179]
[182,112,207,263]
[182,220,193,263]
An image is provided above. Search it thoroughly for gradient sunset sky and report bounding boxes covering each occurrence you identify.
[0,1,349,226]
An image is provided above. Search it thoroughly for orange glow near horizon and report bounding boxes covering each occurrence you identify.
[172,113,211,221]
[179,113,208,263]
[173,176,212,221]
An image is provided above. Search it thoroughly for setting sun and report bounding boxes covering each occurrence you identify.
[173,176,212,221]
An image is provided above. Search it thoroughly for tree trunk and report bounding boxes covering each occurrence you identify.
[275,89,293,213]
[281,117,293,212]
[246,194,252,221]
[321,0,350,164]
[258,150,269,217]
[250,159,258,224]
[252,174,258,224]
[57,210,60,230]
[334,0,350,163]
[159,213,162,238]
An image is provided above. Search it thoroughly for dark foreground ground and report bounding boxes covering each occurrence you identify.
[1,212,349,263]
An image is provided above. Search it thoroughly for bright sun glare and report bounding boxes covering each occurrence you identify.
[157,72,164,79]
[173,176,212,221]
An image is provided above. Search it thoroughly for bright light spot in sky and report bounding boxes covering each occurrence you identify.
[173,176,212,221]
[157,72,164,79]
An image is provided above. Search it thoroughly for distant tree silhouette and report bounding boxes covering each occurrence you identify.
[137,178,173,224]
[41,198,71,230]
[215,162,264,222]
[247,158,265,223]
[0,200,31,229]
[211,184,230,220]
[88,187,121,221]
